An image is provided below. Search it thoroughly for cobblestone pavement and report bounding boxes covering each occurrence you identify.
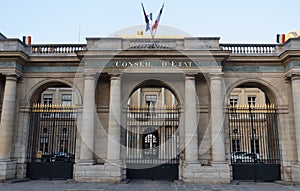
[0,180,300,191]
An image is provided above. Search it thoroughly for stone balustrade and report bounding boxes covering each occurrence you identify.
[31,44,86,54]
[28,42,279,55]
[220,44,277,54]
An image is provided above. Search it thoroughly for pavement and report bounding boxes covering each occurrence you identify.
[0,180,300,191]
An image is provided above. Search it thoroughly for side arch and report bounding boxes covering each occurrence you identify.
[225,78,284,106]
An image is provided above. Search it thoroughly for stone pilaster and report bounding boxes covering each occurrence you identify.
[291,75,300,182]
[0,75,18,180]
[79,73,96,162]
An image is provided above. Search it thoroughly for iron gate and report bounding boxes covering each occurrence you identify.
[228,104,280,181]
[27,104,77,179]
[125,105,179,180]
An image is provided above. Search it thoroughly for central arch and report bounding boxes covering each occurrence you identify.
[125,79,181,180]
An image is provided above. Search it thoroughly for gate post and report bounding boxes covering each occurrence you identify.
[291,75,300,182]
[0,75,18,180]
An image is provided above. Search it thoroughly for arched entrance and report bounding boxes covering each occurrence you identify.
[227,82,281,181]
[26,82,79,180]
[125,84,180,180]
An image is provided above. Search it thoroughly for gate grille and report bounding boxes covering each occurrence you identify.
[125,105,179,180]
[228,104,280,181]
[27,104,77,179]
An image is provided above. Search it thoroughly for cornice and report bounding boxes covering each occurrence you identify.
[0,51,29,65]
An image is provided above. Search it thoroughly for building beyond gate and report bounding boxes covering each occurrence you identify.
[2,32,300,183]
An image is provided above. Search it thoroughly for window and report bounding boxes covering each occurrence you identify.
[145,95,157,106]
[39,128,49,155]
[61,94,72,105]
[251,139,260,154]
[229,95,239,106]
[39,137,48,155]
[232,139,241,153]
[43,94,53,105]
[248,96,256,106]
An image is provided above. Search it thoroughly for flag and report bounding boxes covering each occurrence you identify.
[276,34,285,44]
[23,36,31,45]
[152,3,164,30]
[147,13,153,21]
[141,3,150,32]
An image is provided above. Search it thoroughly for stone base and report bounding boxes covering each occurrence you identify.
[74,160,123,182]
[291,164,300,182]
[0,160,16,181]
[182,161,230,183]
[16,163,27,179]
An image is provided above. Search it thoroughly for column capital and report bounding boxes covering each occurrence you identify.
[285,68,300,80]
[290,74,300,81]
[109,73,121,80]
[1,69,23,79]
[5,75,18,81]
[82,73,97,80]
[209,73,224,80]
[185,74,196,80]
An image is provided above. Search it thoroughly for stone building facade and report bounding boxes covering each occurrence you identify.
[1,32,300,183]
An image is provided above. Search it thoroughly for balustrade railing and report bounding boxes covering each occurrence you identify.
[221,44,277,54]
[30,43,278,54]
[31,44,86,54]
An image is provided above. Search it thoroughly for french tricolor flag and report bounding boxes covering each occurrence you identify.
[276,34,285,44]
[152,4,164,30]
[141,3,150,31]
[23,36,31,45]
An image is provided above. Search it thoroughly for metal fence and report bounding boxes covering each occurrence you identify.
[125,105,180,165]
[228,104,280,164]
[27,104,77,163]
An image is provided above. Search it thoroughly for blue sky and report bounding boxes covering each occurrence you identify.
[0,0,299,44]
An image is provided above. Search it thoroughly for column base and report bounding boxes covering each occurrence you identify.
[0,160,16,181]
[182,161,230,183]
[291,163,300,182]
[74,160,124,182]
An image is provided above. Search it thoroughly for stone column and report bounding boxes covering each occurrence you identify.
[291,75,300,163]
[0,75,18,180]
[0,75,18,161]
[107,75,121,161]
[79,73,96,162]
[210,73,226,162]
[184,75,198,162]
